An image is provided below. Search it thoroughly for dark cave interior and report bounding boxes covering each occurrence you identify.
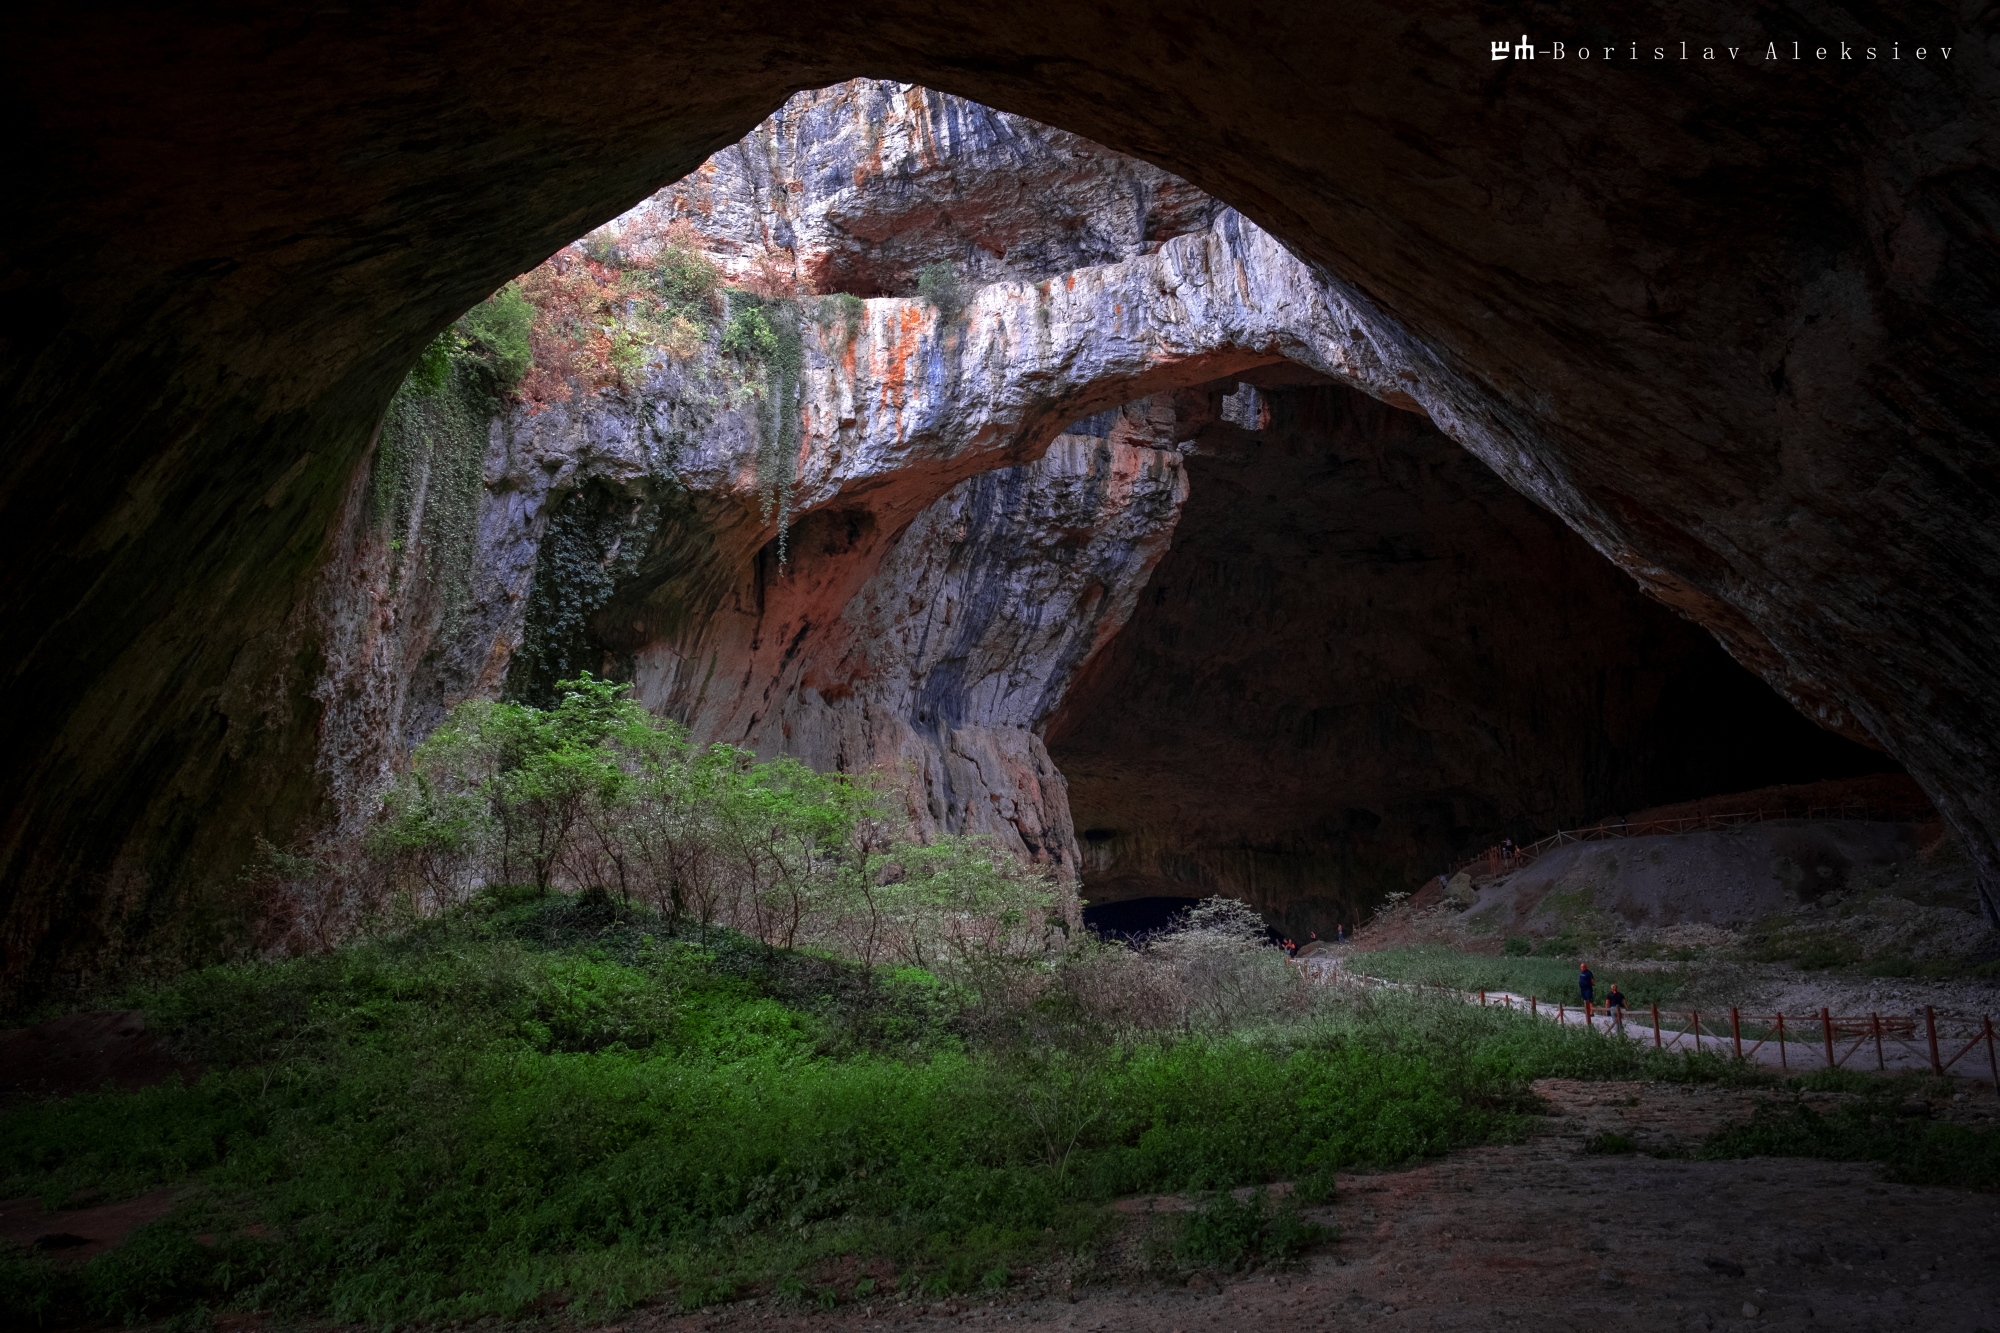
[1046,377,1898,936]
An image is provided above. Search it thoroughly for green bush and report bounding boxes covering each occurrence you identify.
[654,242,721,317]
[916,262,964,323]
[1503,936,1533,956]
[458,282,534,387]
[1700,1097,2000,1189]
[1168,1189,1328,1272]
[721,300,778,361]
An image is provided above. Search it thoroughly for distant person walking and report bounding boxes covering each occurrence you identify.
[1578,962,1595,1007]
[1606,983,1626,1029]
[1501,837,1516,866]
[1335,923,1346,943]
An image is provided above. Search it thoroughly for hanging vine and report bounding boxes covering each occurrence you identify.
[722,291,804,564]
[373,285,531,624]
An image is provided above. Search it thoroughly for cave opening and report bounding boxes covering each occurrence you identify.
[9,35,1999,1324]
[1038,368,1901,937]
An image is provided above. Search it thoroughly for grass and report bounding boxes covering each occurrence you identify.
[1699,1072,2000,1189]
[1345,944,1690,1007]
[4,893,1972,1326]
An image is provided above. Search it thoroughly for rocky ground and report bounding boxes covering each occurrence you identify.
[1352,783,2000,1025]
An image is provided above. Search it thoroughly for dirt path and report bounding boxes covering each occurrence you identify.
[546,1080,1999,1333]
[1300,957,2000,1082]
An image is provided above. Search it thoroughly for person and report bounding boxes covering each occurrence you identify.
[1336,923,1346,942]
[1577,962,1595,1007]
[1606,983,1626,1028]
[1439,872,1449,893]
[1502,837,1516,866]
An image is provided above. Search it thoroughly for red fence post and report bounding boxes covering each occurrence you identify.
[1927,1006,1942,1075]
[1731,1007,1742,1060]
[1775,1012,1787,1070]
[1480,989,1486,1006]
[1692,1010,1701,1054]
[1651,1003,1661,1049]
[1821,1007,1835,1069]
[1531,995,1538,1017]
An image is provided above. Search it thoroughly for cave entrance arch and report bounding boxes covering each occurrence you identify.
[8,15,1999,1003]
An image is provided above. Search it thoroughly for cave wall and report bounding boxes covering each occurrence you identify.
[633,80,1223,295]
[1047,379,1896,936]
[9,6,2000,998]
[631,416,1189,871]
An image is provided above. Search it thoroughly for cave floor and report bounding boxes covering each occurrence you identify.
[601,1079,1999,1333]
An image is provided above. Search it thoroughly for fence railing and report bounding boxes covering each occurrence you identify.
[1444,800,1931,884]
[1310,962,1999,1089]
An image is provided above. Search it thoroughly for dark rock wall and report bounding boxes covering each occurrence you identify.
[1047,382,1895,935]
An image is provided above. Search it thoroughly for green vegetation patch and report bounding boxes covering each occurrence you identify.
[1700,1081,2000,1189]
[1345,944,1690,1008]
[375,283,533,619]
[0,925,1756,1325]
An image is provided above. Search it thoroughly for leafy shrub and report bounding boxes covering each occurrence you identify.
[722,300,778,361]
[654,233,722,315]
[1503,936,1533,956]
[916,262,964,323]
[819,292,866,342]
[1700,1098,2000,1189]
[458,281,535,386]
[1169,1189,1328,1271]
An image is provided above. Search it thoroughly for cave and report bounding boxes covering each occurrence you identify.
[6,9,2000,1007]
[1046,374,1899,937]
[8,22,2000,1327]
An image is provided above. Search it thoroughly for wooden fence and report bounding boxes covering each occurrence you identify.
[1311,961,2000,1090]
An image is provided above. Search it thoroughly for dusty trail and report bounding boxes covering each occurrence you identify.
[1298,956,2000,1083]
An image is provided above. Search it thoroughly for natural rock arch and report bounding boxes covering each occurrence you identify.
[5,4,1998,997]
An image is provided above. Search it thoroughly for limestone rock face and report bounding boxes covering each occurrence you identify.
[629,81,1224,295]
[641,426,1188,875]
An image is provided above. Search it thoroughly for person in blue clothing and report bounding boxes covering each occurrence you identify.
[1578,962,1595,1006]
[1606,983,1626,1028]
